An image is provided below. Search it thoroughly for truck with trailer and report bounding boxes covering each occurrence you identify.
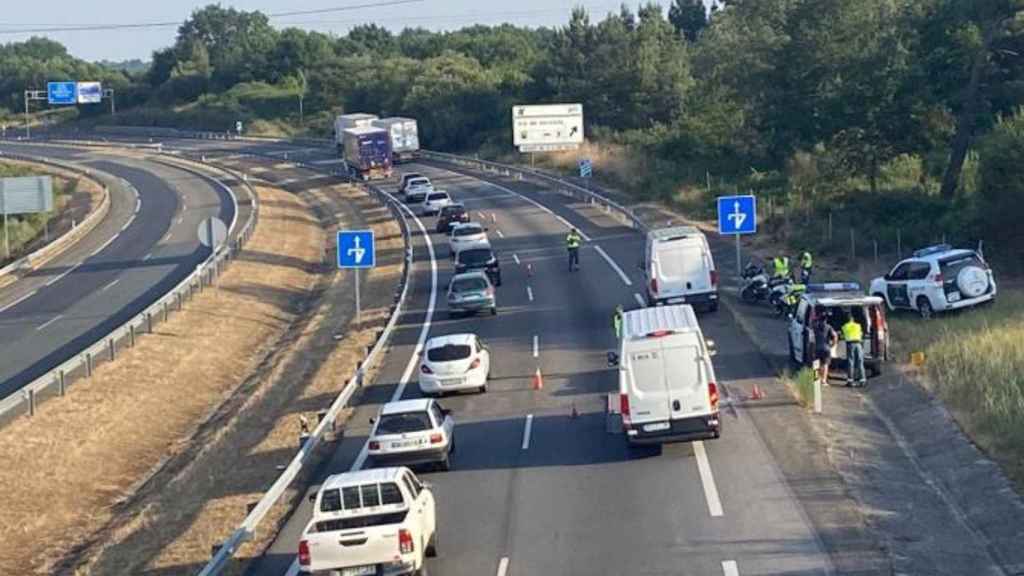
[334,113,379,152]
[342,126,393,181]
[371,117,420,163]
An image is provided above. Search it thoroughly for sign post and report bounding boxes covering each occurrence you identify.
[337,230,376,325]
[716,195,757,277]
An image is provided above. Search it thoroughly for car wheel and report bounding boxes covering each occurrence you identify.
[438,452,451,472]
[426,531,439,558]
[916,297,933,320]
[478,383,487,393]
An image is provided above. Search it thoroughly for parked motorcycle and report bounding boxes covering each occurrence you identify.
[739,261,771,303]
[773,283,806,317]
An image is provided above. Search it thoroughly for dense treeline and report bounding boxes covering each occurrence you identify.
[0,1,1022,260]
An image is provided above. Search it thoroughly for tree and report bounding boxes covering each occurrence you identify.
[669,0,708,42]
[977,108,1024,258]
[174,5,278,88]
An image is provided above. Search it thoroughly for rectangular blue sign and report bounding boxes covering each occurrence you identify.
[338,230,376,269]
[578,158,592,178]
[717,195,757,235]
[47,82,77,105]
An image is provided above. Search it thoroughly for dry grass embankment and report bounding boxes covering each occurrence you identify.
[71,175,404,575]
[0,183,321,576]
[889,289,1024,488]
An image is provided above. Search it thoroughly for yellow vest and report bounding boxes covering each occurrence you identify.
[567,233,581,248]
[842,320,863,342]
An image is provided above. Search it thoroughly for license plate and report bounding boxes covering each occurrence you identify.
[340,566,376,576]
[667,297,686,304]
[441,378,464,387]
[644,422,671,432]
[391,439,420,449]
[947,292,961,302]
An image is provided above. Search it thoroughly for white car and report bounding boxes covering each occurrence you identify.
[448,222,489,260]
[869,244,996,319]
[368,398,455,471]
[299,467,437,575]
[422,190,452,216]
[418,333,491,395]
[399,173,428,196]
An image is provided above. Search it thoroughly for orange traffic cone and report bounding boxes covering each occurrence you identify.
[532,367,544,390]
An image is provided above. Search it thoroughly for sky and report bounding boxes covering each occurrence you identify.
[0,0,709,62]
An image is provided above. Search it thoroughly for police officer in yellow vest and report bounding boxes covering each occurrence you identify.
[841,314,866,387]
[800,251,813,283]
[612,304,624,339]
[567,228,582,271]
[772,255,790,280]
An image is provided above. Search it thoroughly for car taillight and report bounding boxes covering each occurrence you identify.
[486,288,494,297]
[399,529,414,554]
[298,540,310,566]
[420,364,433,374]
[368,441,380,450]
[708,382,719,410]
[650,278,658,295]
[932,272,943,284]
[430,433,444,444]
[710,270,719,287]
[620,393,631,422]
[469,357,481,370]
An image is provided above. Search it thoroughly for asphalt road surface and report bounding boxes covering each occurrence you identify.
[0,143,236,400]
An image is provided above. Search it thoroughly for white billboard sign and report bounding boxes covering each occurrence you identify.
[0,176,54,214]
[512,103,584,150]
[76,82,102,104]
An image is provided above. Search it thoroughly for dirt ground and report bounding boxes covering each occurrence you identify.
[0,181,321,575]
[68,166,404,575]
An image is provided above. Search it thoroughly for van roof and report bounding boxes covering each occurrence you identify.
[344,126,387,136]
[321,467,407,490]
[648,226,701,242]
[622,305,700,340]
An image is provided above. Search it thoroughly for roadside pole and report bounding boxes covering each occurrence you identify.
[355,268,361,325]
[736,234,741,277]
[339,230,374,328]
[814,379,822,414]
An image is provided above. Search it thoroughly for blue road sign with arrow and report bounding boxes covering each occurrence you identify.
[47,82,77,105]
[578,158,592,178]
[717,195,757,235]
[338,230,375,269]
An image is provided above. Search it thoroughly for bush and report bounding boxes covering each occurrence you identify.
[977,109,1024,270]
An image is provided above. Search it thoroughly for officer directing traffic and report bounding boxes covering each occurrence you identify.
[567,228,583,271]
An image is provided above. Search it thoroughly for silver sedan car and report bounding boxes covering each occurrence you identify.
[447,271,497,317]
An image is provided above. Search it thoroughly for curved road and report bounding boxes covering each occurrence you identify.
[0,143,236,401]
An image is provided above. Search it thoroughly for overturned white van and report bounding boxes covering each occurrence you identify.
[609,304,721,444]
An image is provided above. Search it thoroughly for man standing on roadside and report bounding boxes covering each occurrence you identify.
[813,312,838,386]
[841,313,866,387]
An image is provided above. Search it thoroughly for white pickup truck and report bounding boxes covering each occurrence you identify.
[299,467,437,576]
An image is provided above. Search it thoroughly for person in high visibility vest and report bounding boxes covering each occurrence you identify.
[841,314,866,387]
[566,228,582,271]
[612,305,624,339]
[800,251,813,283]
[772,255,790,280]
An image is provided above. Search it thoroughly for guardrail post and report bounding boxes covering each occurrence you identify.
[109,337,116,361]
[59,370,66,396]
[85,352,93,377]
[177,292,183,310]
[147,312,153,333]
[26,389,35,417]
[130,324,136,347]
[164,301,170,322]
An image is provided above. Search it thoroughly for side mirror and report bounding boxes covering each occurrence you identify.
[706,339,716,349]
[308,492,317,504]
[441,408,452,416]
[607,351,620,367]
[369,417,376,426]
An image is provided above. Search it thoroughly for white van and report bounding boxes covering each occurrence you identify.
[608,305,721,444]
[643,226,718,312]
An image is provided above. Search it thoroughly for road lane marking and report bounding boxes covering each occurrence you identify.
[45,263,82,286]
[722,560,739,576]
[521,415,533,450]
[533,335,539,358]
[143,253,153,261]
[694,440,724,517]
[634,292,646,307]
[475,179,593,241]
[491,212,497,222]
[36,314,63,331]
[594,245,632,286]
[496,229,505,238]
[0,291,35,314]
[100,279,120,292]
[527,286,534,302]
[91,232,119,256]
[496,557,510,576]
[513,253,520,265]
[478,211,487,220]
[176,216,184,224]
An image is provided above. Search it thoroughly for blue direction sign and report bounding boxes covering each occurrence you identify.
[717,195,757,235]
[338,230,375,269]
[578,158,592,178]
[47,82,77,105]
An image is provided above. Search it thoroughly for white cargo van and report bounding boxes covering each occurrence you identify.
[643,226,718,312]
[608,305,721,444]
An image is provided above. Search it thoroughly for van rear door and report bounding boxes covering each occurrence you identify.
[627,345,672,425]
[662,344,708,417]
[655,242,710,298]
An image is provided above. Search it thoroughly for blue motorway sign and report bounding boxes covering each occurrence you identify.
[578,158,592,178]
[47,82,77,105]
[717,195,757,235]
[338,230,376,269]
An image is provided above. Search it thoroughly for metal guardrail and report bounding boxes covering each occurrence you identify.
[0,149,258,426]
[195,152,414,576]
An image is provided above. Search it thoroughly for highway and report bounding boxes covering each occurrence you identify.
[158,142,831,576]
[0,143,238,401]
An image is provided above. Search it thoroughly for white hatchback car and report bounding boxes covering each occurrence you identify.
[448,222,489,260]
[368,398,455,471]
[418,334,491,395]
[869,244,996,318]
[422,190,452,216]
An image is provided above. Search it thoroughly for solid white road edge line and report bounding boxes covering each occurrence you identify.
[694,440,724,517]
[527,286,534,302]
[521,415,534,450]
[496,229,505,238]
[100,278,120,292]
[475,179,593,241]
[533,335,539,358]
[91,232,120,257]
[36,314,63,331]
[594,245,632,286]
[634,292,646,307]
[0,290,35,314]
[496,556,510,576]
[513,253,521,265]
[282,194,438,576]
[722,560,739,576]
[142,253,153,261]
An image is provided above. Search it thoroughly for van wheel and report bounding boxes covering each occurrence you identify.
[916,297,933,320]
[426,531,439,557]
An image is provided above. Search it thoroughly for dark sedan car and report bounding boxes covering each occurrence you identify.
[436,203,470,233]
[455,246,502,286]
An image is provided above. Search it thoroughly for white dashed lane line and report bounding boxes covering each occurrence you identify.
[634,292,646,307]
[521,415,533,450]
[526,286,534,302]
[722,560,740,576]
[533,335,539,358]
[36,314,63,331]
[513,253,521,265]
[496,557,510,576]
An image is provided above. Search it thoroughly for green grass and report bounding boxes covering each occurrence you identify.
[785,368,818,409]
[889,289,1024,486]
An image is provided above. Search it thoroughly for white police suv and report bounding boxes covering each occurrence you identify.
[869,244,996,319]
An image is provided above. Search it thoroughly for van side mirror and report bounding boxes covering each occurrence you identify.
[607,351,620,367]
[441,408,452,416]
[308,492,317,504]
[369,417,376,426]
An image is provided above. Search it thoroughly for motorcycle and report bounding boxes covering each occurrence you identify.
[739,261,771,303]
[773,282,806,317]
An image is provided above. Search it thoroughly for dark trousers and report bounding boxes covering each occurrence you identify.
[568,247,579,270]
